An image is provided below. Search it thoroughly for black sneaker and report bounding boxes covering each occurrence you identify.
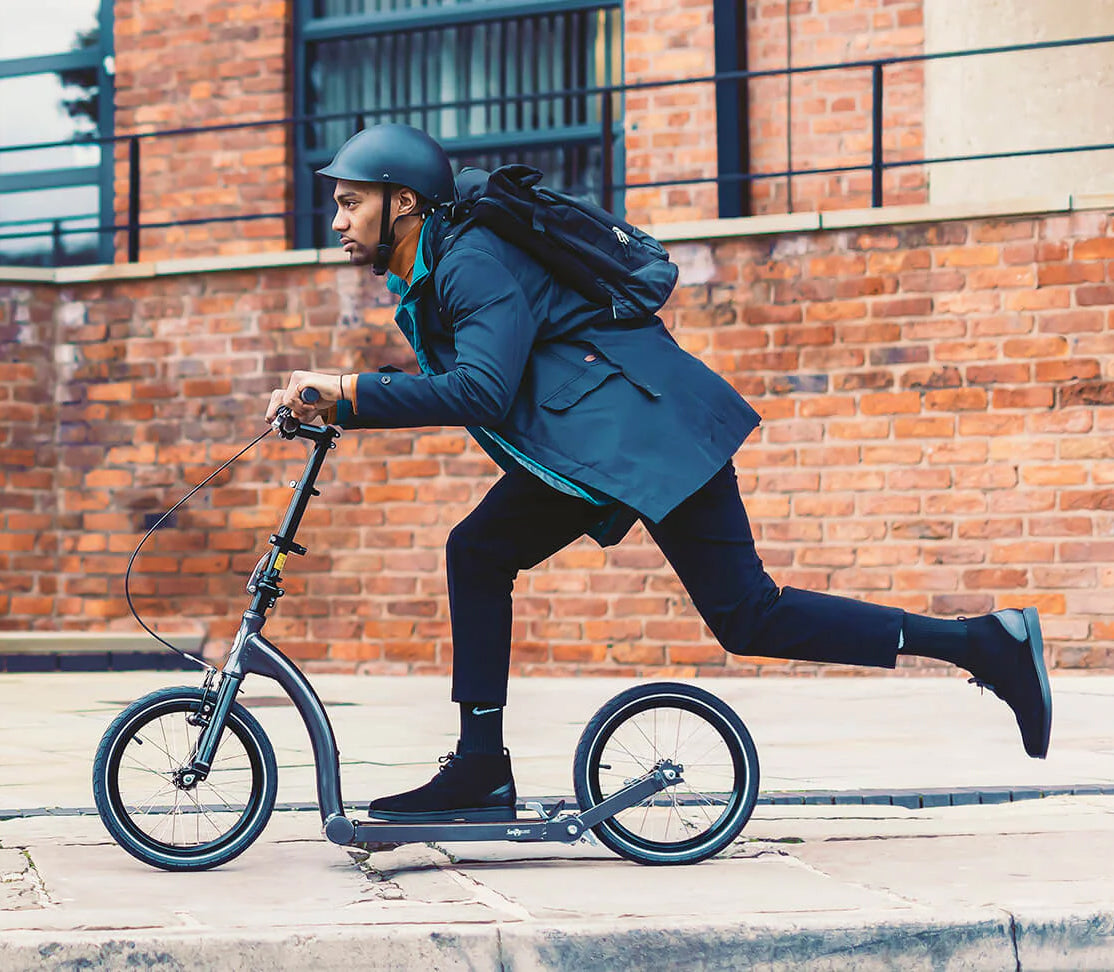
[967,607,1052,759]
[366,750,517,822]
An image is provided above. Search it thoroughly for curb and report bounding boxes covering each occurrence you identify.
[3,913,1112,971]
[5,786,1113,821]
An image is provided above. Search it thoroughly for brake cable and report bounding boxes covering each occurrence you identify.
[124,424,276,671]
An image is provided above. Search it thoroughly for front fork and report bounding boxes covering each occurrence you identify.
[187,668,240,776]
[185,609,347,827]
[183,608,258,779]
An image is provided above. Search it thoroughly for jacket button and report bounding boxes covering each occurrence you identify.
[380,375,392,385]
[584,354,596,362]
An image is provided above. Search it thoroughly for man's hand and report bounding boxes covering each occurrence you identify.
[266,370,344,423]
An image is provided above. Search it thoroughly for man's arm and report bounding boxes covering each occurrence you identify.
[336,248,539,429]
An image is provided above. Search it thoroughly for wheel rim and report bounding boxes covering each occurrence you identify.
[588,697,747,853]
[107,701,265,857]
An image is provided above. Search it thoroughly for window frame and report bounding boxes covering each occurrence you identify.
[0,0,115,265]
[292,0,623,249]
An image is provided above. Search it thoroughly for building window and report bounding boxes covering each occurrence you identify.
[293,0,623,249]
[0,0,115,266]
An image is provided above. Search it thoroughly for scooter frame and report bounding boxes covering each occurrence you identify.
[182,409,684,850]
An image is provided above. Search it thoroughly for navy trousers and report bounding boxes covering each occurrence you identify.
[446,461,905,704]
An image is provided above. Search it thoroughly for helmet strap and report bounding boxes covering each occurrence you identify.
[372,183,394,276]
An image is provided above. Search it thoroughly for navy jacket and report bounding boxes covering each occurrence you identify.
[334,207,761,545]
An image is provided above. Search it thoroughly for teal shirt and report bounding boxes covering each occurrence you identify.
[382,223,611,507]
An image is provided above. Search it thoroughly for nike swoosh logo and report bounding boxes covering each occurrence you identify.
[471,706,501,716]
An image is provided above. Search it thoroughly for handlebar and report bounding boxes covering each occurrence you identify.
[273,387,327,439]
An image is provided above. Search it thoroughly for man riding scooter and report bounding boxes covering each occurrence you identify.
[267,123,1052,824]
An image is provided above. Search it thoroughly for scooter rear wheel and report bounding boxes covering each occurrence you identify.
[573,682,759,865]
[93,687,277,871]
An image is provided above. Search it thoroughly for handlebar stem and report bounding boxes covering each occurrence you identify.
[249,416,341,614]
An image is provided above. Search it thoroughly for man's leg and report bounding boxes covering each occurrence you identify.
[445,468,612,705]
[367,467,606,820]
[644,462,1051,757]
[643,462,905,667]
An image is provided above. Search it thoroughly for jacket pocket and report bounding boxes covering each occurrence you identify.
[540,361,621,411]
[578,340,661,400]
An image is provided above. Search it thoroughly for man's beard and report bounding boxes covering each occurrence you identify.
[346,244,374,267]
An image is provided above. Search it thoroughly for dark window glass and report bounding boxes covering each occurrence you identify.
[0,185,100,266]
[298,2,622,248]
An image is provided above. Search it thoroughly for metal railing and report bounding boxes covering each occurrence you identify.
[2,31,1114,267]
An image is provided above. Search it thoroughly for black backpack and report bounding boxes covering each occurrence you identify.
[447,165,679,320]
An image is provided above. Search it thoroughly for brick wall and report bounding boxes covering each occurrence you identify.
[4,207,1113,674]
[0,285,58,622]
[113,0,292,261]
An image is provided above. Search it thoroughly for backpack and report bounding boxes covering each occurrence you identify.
[447,165,679,320]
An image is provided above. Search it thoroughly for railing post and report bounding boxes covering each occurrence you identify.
[51,220,64,265]
[871,62,884,208]
[127,136,141,262]
[600,88,614,214]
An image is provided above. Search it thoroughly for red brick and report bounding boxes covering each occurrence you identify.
[861,392,921,415]
[1073,238,1114,260]
[1061,382,1114,407]
[895,416,954,438]
[924,388,987,411]
[992,387,1055,409]
[963,568,1028,589]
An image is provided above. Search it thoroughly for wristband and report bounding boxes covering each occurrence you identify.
[342,373,358,414]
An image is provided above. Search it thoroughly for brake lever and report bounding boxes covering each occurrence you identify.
[272,388,322,438]
[272,406,298,438]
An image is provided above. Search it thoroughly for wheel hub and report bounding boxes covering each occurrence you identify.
[173,768,202,790]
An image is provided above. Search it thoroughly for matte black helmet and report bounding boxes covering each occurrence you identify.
[316,123,455,204]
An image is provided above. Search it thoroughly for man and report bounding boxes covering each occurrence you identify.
[267,123,1052,823]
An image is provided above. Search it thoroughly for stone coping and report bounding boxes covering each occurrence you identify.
[0,631,206,655]
[2,192,1110,285]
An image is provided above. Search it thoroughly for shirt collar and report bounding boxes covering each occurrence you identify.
[385,218,432,299]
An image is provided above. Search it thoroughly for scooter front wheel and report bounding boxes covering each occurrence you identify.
[573,682,759,865]
[93,687,278,871]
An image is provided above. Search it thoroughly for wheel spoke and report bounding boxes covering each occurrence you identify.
[133,731,179,766]
[121,752,174,779]
[130,782,176,816]
[185,788,226,843]
[199,776,248,811]
[158,719,176,774]
[607,733,654,773]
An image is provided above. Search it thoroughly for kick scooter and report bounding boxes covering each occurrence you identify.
[92,401,761,870]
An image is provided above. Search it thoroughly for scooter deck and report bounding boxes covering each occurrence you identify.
[350,814,580,845]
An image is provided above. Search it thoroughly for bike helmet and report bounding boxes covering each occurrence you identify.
[318,124,455,275]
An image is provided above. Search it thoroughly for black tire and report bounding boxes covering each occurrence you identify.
[573,682,759,865]
[93,687,277,871]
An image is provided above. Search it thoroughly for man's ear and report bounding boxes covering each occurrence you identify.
[396,187,419,218]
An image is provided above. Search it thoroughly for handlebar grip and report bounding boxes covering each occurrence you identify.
[300,387,322,405]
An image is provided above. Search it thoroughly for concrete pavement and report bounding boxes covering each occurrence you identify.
[2,670,1114,970]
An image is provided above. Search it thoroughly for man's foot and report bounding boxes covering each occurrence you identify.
[966,607,1052,759]
[366,750,517,821]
